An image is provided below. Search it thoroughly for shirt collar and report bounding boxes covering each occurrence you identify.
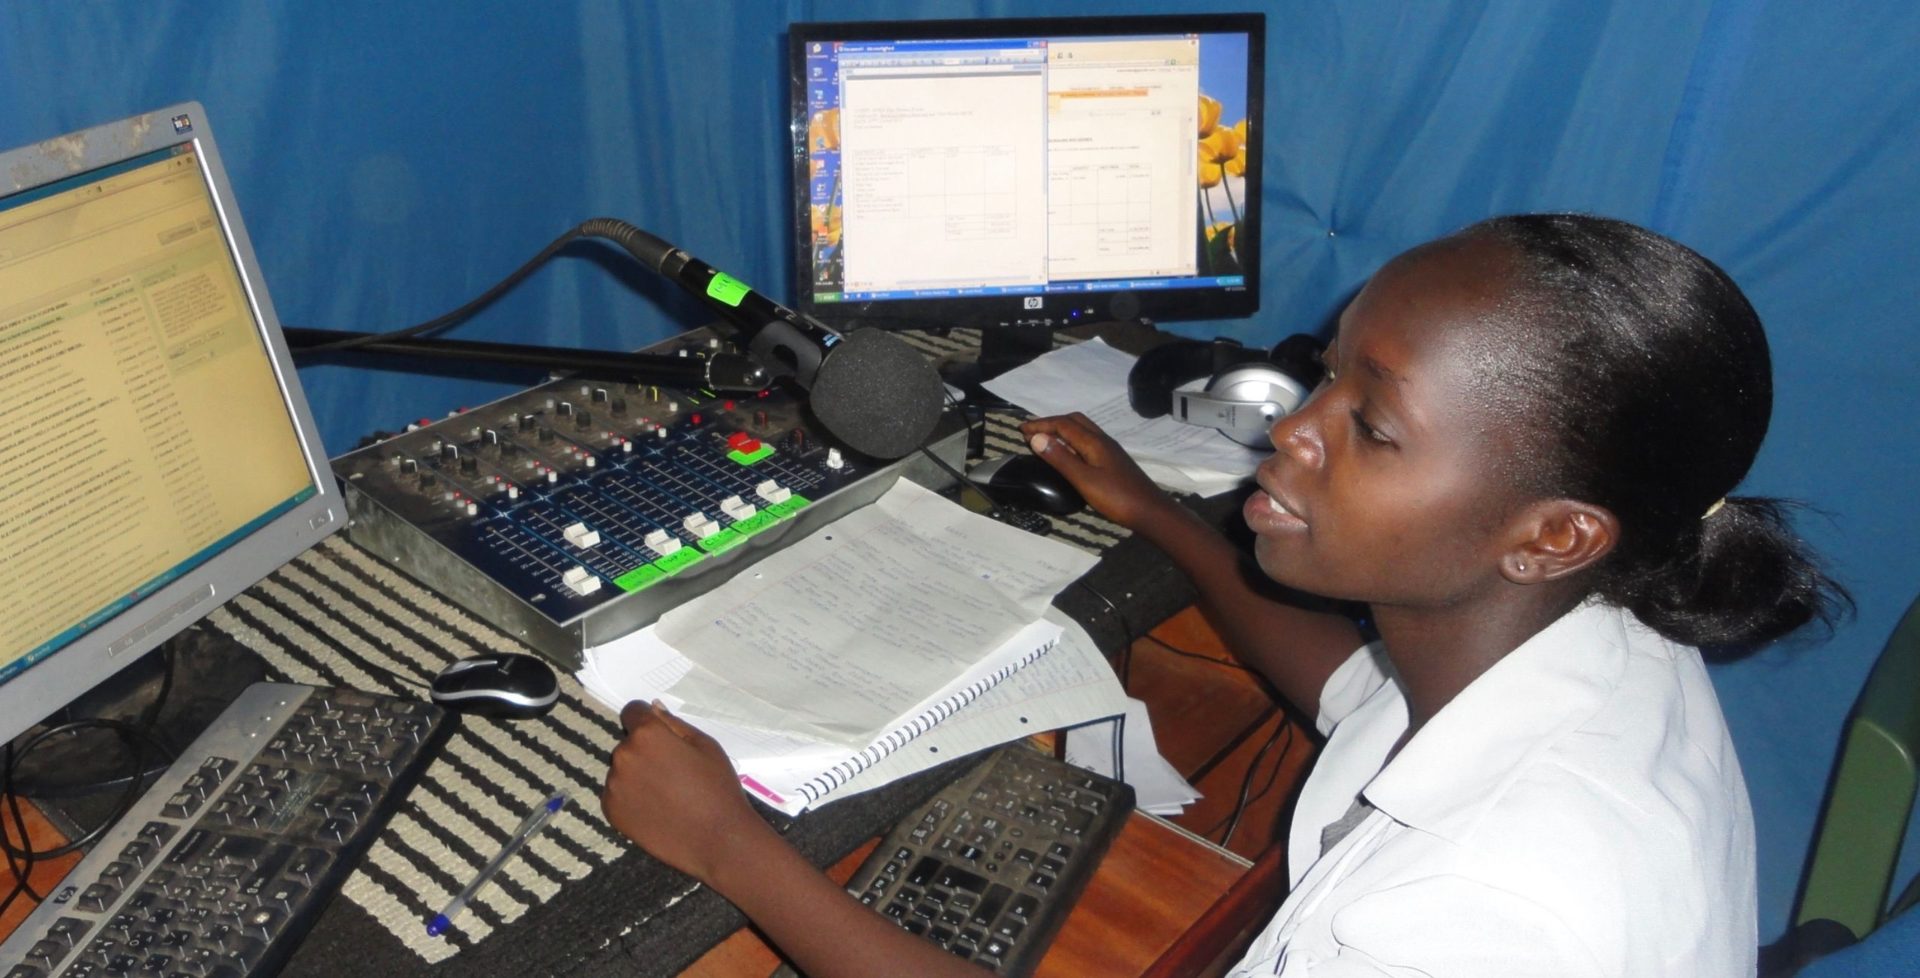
[1361,600,1639,844]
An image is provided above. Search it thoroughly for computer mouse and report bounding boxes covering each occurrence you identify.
[429,652,560,719]
[966,452,1086,516]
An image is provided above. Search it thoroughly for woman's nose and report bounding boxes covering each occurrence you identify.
[1267,398,1324,469]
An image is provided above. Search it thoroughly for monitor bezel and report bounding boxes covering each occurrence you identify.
[787,12,1266,331]
[0,103,343,745]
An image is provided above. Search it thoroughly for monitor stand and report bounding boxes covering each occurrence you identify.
[5,624,267,812]
[936,325,1059,408]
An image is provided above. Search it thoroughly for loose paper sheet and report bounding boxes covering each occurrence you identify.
[981,337,1265,496]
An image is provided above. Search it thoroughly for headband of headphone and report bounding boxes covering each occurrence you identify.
[1127,334,1326,445]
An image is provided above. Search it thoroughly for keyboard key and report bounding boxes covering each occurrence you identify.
[0,684,451,978]
[834,748,1133,975]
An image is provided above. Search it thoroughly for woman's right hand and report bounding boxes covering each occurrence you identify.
[1018,413,1178,530]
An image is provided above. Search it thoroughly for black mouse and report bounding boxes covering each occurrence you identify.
[966,452,1086,516]
[429,652,560,719]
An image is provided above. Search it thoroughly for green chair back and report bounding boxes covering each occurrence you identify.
[1796,593,1920,940]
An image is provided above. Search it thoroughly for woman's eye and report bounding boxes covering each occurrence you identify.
[1351,409,1391,445]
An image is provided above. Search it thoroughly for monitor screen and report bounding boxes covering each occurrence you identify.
[790,13,1264,331]
[0,105,340,744]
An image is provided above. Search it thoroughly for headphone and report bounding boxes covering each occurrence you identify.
[1127,334,1326,447]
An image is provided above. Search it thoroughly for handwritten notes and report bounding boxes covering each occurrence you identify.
[579,479,1101,813]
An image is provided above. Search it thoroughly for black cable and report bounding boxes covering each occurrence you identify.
[1210,717,1295,848]
[1,744,42,920]
[292,223,599,353]
[1140,631,1252,672]
[1,717,176,875]
[138,643,178,734]
[1239,721,1296,812]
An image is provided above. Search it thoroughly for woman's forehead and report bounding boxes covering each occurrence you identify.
[1341,240,1518,358]
[1340,242,1542,441]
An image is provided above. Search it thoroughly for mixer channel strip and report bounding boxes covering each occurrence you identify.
[332,331,963,664]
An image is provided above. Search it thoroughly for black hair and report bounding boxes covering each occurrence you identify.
[1456,213,1849,653]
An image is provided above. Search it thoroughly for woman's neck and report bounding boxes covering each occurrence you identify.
[1373,586,1588,729]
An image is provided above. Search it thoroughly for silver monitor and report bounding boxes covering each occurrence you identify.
[0,103,341,745]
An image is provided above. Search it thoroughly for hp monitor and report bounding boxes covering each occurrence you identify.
[790,13,1265,332]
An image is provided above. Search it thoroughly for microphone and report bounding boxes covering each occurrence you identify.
[583,219,945,460]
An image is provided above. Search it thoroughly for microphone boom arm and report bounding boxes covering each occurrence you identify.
[283,328,771,393]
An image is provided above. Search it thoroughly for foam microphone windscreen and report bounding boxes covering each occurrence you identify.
[807,330,946,460]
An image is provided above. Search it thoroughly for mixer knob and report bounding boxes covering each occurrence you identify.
[459,457,478,476]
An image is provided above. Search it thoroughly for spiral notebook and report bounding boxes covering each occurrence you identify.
[578,479,1100,815]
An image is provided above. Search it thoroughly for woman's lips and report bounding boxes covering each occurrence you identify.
[1244,485,1307,533]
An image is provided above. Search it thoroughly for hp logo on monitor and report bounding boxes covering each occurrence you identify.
[1023,296,1043,310]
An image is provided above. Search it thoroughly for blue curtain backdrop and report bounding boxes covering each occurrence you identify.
[4,0,1917,942]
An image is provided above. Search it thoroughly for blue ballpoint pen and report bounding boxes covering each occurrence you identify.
[427,791,568,937]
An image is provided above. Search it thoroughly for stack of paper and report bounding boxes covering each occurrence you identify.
[981,337,1266,497]
[577,478,1103,815]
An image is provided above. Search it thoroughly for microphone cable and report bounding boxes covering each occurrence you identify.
[293,223,604,353]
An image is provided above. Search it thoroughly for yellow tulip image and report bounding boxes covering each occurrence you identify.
[1198,94,1221,137]
[1198,125,1240,188]
[1196,103,1248,274]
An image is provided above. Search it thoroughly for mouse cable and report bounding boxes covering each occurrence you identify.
[347,657,434,695]
[916,442,1010,519]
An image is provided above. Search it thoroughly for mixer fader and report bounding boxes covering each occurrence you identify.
[333,331,961,666]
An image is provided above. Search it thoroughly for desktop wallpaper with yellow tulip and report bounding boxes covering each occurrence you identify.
[1195,32,1252,278]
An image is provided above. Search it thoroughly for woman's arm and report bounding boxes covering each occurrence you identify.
[1020,413,1362,721]
[602,701,991,978]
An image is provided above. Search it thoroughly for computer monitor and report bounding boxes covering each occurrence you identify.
[789,13,1264,332]
[0,103,341,747]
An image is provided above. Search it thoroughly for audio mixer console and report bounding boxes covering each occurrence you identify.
[332,331,963,667]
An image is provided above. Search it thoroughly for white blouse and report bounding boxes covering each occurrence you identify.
[1229,601,1756,977]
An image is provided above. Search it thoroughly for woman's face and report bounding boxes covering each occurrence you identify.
[1244,240,1533,609]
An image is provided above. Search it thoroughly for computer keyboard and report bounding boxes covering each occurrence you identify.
[790,744,1134,977]
[1,682,452,978]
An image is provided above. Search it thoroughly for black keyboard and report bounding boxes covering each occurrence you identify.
[786,744,1134,977]
[1,682,452,978]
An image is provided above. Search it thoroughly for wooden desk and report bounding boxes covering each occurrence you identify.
[682,812,1251,977]
[0,796,83,943]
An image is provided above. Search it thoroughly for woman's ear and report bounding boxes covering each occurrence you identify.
[1500,501,1618,584]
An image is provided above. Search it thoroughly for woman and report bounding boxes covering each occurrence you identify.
[602,214,1845,976]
